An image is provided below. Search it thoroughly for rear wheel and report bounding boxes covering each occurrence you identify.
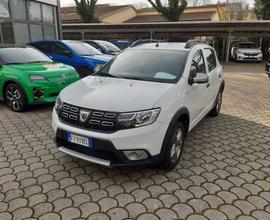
[4,83,27,112]
[77,67,93,78]
[209,90,223,117]
[161,121,186,170]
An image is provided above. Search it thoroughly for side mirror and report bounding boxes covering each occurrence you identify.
[192,73,209,84]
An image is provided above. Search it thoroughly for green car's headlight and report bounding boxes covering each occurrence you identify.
[30,74,47,81]
[117,108,160,129]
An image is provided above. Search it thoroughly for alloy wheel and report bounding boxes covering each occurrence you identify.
[6,85,23,111]
[170,128,184,163]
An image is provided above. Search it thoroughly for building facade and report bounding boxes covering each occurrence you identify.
[0,0,61,45]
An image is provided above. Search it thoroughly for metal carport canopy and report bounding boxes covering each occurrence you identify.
[63,21,270,37]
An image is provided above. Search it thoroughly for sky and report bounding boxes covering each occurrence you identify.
[60,0,255,7]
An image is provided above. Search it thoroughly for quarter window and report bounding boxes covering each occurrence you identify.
[190,50,206,78]
[204,49,217,72]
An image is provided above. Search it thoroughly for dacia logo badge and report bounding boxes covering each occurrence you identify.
[80,109,91,122]
[62,74,66,79]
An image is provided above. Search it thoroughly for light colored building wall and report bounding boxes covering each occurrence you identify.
[101,7,137,24]
[211,12,220,21]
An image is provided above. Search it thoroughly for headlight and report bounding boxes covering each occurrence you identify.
[94,64,103,72]
[55,97,63,113]
[29,75,47,81]
[117,108,160,129]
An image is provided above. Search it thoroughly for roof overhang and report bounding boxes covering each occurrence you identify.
[63,21,270,37]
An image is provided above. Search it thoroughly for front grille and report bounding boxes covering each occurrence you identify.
[59,102,119,132]
[243,53,259,56]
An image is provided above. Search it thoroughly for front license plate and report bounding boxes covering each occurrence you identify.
[67,133,93,148]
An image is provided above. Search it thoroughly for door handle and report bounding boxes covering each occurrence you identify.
[206,83,210,88]
[218,74,221,78]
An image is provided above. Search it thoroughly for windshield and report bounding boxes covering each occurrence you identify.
[96,49,187,83]
[239,43,257,49]
[65,41,102,56]
[98,41,120,52]
[0,47,52,65]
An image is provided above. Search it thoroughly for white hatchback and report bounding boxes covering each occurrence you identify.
[52,42,225,170]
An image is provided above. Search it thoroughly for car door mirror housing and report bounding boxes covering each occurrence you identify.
[192,73,209,84]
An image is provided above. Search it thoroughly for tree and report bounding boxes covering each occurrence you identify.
[254,0,270,20]
[74,0,98,23]
[147,0,187,22]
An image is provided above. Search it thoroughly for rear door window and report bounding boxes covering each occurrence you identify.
[204,48,217,72]
[190,50,206,78]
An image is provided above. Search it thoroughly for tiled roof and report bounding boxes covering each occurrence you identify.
[61,4,132,23]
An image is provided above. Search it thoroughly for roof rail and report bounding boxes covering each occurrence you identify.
[185,40,208,49]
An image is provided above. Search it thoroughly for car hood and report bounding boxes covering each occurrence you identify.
[238,48,261,53]
[6,62,75,77]
[60,76,174,112]
[82,54,113,63]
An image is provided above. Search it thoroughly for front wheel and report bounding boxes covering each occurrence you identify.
[161,121,186,170]
[209,90,223,117]
[4,83,27,112]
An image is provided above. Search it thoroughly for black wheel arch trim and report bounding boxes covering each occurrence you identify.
[159,107,190,162]
[220,80,225,92]
[3,79,28,104]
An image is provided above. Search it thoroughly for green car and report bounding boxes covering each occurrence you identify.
[0,47,80,112]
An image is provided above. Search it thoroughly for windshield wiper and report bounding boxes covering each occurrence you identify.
[94,72,125,79]
[119,76,145,81]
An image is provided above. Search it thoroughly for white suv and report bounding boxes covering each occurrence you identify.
[52,42,225,170]
[231,42,262,62]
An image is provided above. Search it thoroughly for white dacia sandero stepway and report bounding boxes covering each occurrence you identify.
[52,41,225,170]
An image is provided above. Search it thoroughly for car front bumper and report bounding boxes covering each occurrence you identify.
[52,109,168,167]
[236,53,262,61]
[28,78,79,104]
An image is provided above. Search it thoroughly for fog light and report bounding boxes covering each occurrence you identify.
[33,88,44,99]
[123,150,149,161]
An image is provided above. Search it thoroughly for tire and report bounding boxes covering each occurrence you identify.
[160,121,186,170]
[209,90,223,117]
[4,83,27,112]
[77,67,93,78]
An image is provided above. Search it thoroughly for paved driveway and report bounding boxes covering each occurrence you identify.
[0,66,270,220]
